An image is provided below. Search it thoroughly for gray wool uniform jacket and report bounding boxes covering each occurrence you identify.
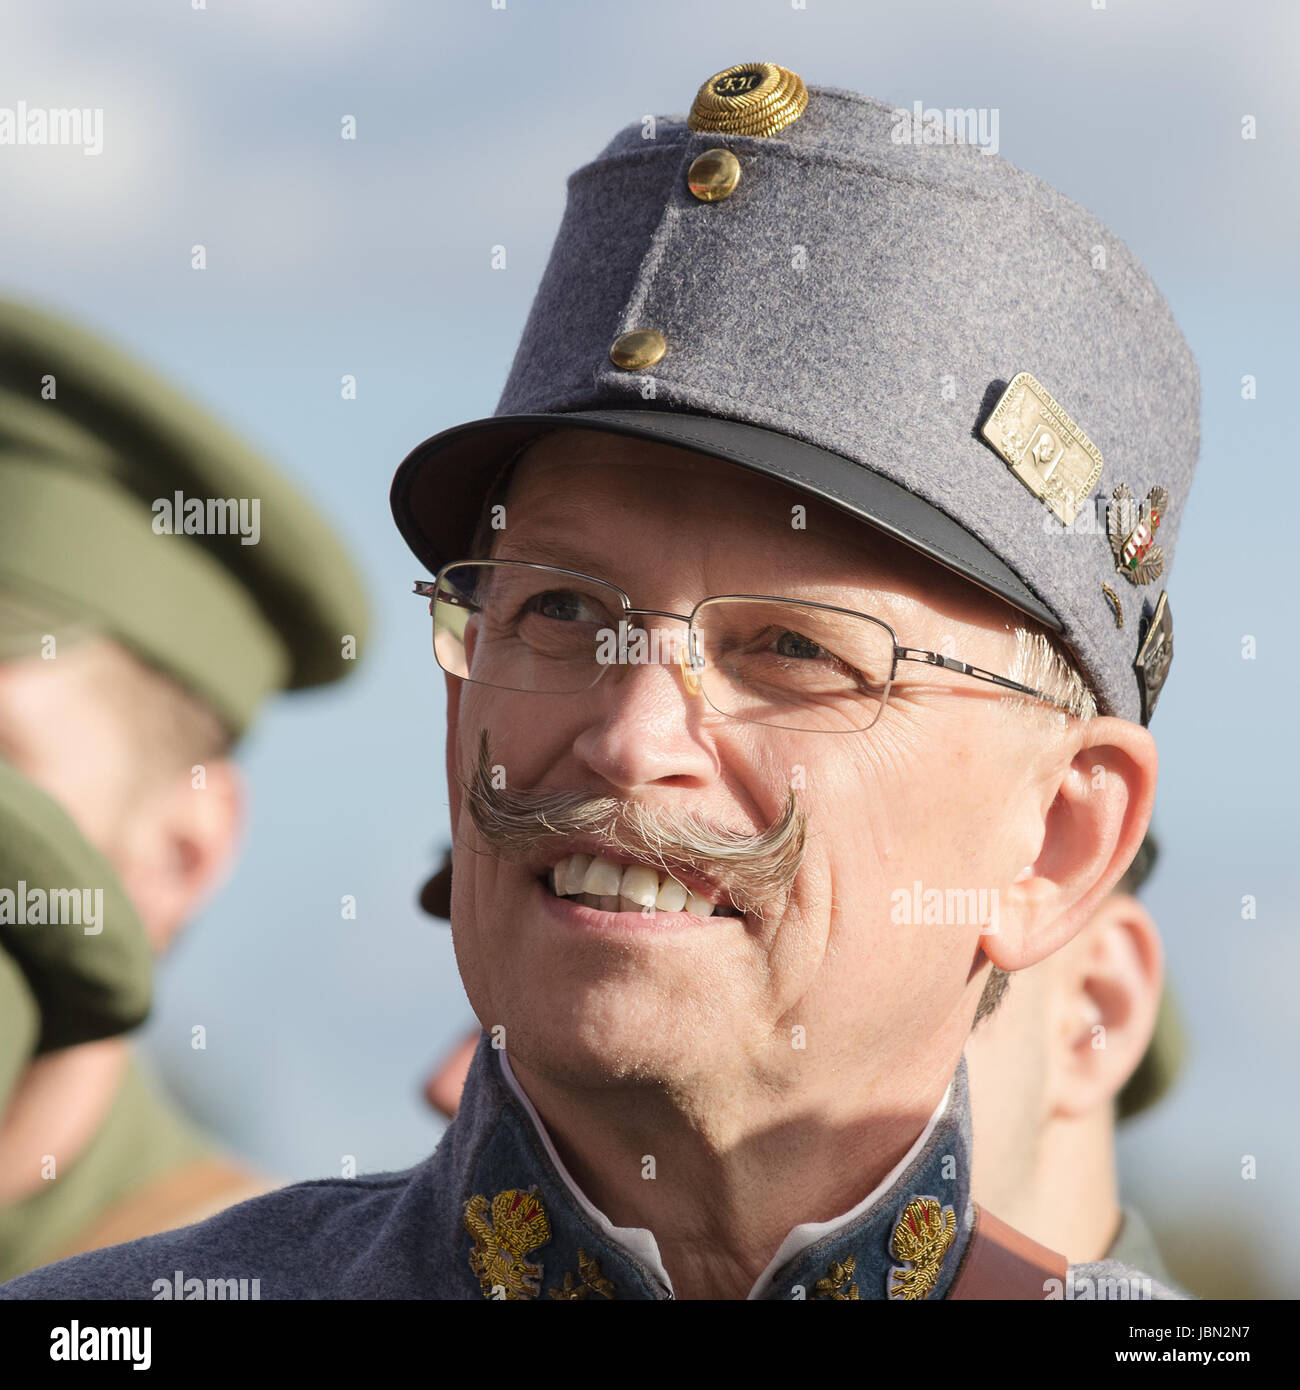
[0,1036,1184,1301]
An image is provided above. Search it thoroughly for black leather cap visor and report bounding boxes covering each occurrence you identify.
[390,408,1062,632]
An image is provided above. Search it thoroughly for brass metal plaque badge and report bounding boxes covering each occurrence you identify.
[981,371,1104,527]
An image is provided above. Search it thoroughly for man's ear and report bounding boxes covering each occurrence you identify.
[114,759,244,954]
[985,715,1157,973]
[1045,893,1164,1120]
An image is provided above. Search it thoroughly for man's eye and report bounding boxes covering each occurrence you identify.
[773,630,828,660]
[746,627,871,688]
[524,590,599,623]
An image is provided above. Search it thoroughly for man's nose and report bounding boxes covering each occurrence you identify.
[572,620,718,791]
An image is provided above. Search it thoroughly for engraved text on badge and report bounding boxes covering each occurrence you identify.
[981,372,1104,527]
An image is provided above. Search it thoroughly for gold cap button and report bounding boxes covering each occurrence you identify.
[687,148,742,202]
[609,330,666,371]
[688,62,808,138]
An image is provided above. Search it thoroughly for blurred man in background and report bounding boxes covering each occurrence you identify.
[0,298,369,1279]
[965,832,1185,1284]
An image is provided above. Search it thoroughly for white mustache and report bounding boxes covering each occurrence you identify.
[457,729,806,922]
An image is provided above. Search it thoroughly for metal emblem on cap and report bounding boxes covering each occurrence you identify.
[1101,582,1124,630]
[688,62,809,138]
[1107,483,1169,586]
[1134,590,1173,724]
[609,329,667,371]
[981,372,1103,527]
[687,148,742,201]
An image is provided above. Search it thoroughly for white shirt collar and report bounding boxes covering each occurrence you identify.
[497,1048,952,1299]
[497,1049,672,1288]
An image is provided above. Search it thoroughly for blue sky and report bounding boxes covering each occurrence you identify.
[2,0,1295,1295]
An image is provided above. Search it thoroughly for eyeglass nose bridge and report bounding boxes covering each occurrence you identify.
[620,607,705,696]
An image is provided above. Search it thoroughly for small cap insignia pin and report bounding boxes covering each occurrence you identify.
[980,372,1104,527]
[1108,483,1169,585]
[688,62,809,138]
[1134,590,1174,724]
[1101,582,1124,629]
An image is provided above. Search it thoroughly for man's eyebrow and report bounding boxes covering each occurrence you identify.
[488,536,912,614]
[489,536,614,575]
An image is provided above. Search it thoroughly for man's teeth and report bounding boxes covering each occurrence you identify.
[546,853,739,918]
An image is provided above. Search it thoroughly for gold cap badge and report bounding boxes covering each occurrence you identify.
[981,371,1103,527]
[688,62,809,138]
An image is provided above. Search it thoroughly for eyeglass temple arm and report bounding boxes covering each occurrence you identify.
[895,646,1066,709]
[414,580,478,611]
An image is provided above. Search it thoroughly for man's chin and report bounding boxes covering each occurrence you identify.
[497,994,725,1092]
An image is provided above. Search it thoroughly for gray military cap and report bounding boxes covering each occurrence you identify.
[391,62,1198,724]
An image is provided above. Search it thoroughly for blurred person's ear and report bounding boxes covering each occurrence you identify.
[1045,892,1163,1119]
[112,759,244,954]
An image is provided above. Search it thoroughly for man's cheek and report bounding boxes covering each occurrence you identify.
[444,677,464,831]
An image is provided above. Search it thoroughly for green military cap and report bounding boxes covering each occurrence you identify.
[0,758,152,1064]
[0,948,40,1115]
[0,298,370,734]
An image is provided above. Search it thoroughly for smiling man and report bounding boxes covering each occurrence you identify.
[2,62,1197,1302]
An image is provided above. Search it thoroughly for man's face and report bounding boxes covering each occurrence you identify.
[444,429,1053,1099]
[0,641,143,852]
[0,638,239,953]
